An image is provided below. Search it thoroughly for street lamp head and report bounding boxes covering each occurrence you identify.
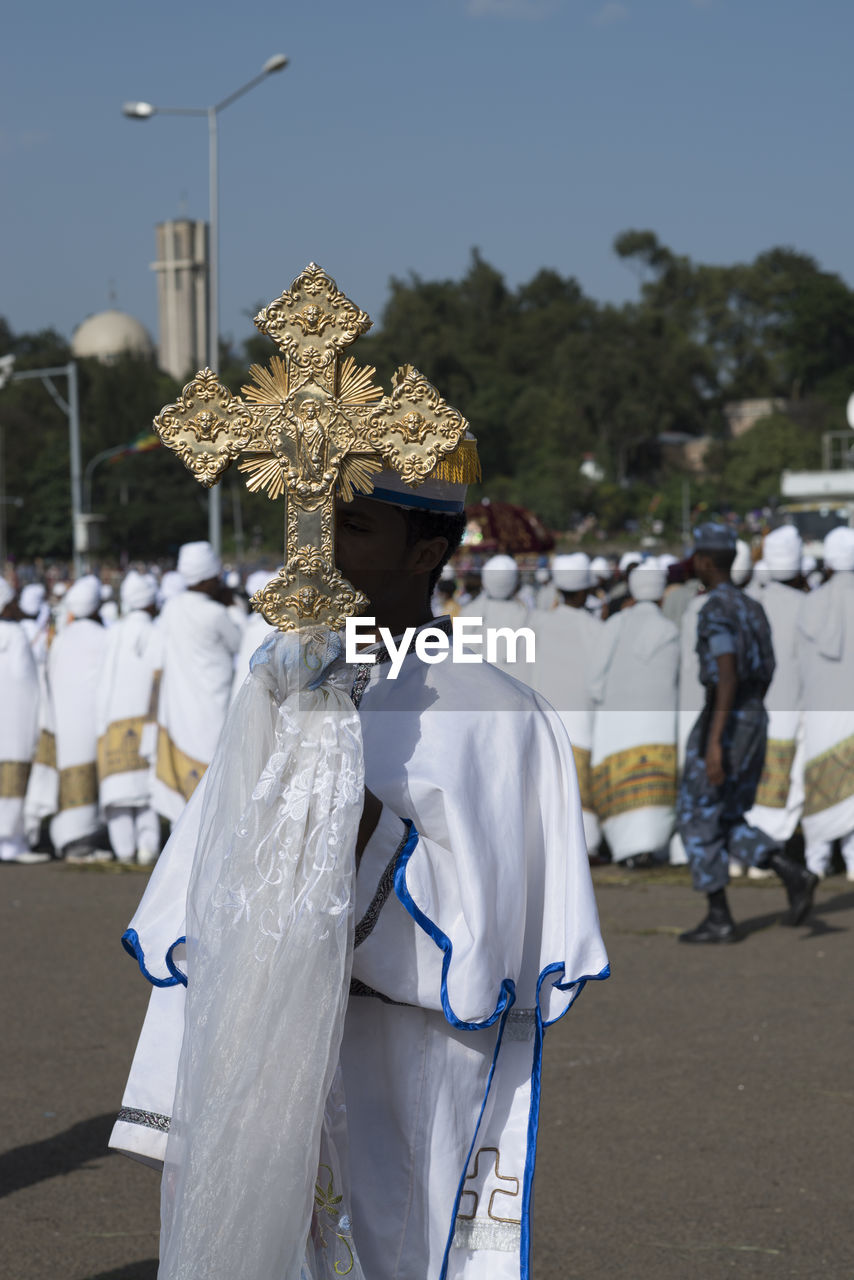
[262,54,289,74]
[122,101,157,119]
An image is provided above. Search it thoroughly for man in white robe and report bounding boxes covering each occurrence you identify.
[0,583,42,862]
[591,561,679,865]
[46,575,110,860]
[19,582,50,665]
[459,554,533,680]
[530,553,602,855]
[151,541,242,823]
[111,475,608,1280]
[797,526,854,880]
[745,526,806,846]
[230,569,277,700]
[96,572,161,865]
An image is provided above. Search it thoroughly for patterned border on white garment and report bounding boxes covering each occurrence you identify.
[453,1218,522,1253]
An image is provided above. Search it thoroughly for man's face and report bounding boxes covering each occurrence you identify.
[693,552,716,588]
[335,496,413,614]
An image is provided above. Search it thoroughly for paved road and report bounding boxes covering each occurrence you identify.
[1,861,852,1279]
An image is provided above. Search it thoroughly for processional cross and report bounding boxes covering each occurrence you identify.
[153,264,473,630]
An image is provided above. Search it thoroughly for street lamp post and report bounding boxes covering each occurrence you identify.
[122,53,289,558]
[6,362,84,575]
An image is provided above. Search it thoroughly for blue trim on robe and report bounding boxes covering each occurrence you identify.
[393,819,521,1275]
[122,926,188,988]
[393,816,610,1278]
[519,960,611,1276]
[392,819,516,1031]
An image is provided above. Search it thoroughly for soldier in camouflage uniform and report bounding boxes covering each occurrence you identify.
[677,524,818,943]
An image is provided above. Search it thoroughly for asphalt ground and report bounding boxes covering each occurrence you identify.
[1,861,852,1280]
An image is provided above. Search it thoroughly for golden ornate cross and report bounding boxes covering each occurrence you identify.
[153,264,473,630]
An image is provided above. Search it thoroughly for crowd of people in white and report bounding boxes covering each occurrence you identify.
[2,523,853,881]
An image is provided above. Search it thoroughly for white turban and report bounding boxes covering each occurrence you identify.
[225,569,241,589]
[177,540,222,587]
[0,580,15,612]
[731,540,753,586]
[764,526,802,580]
[19,583,45,617]
[159,570,187,604]
[246,570,277,599]
[801,553,817,577]
[551,553,592,593]
[66,574,102,619]
[628,559,667,602]
[824,526,854,572]
[53,582,68,598]
[481,554,518,601]
[619,551,642,574]
[121,570,158,612]
[590,555,612,581]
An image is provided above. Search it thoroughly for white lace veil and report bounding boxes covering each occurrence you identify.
[159,630,365,1280]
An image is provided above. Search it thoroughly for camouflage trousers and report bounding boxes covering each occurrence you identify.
[677,699,780,895]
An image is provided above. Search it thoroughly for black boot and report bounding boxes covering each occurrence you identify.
[769,852,819,927]
[679,889,738,944]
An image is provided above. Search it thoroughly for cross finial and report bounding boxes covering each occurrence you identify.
[152,264,474,631]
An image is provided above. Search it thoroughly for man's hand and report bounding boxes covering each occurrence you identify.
[705,740,725,787]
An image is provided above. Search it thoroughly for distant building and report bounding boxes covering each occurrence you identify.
[71,310,155,363]
[152,219,209,382]
[724,398,792,438]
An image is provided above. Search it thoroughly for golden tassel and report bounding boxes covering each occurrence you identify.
[432,438,481,484]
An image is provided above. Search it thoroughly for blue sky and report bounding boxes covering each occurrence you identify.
[2,0,852,351]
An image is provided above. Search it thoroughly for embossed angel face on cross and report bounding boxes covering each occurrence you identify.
[152,264,472,631]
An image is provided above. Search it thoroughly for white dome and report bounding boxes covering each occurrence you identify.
[72,309,154,362]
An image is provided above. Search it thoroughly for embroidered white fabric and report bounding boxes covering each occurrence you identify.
[159,629,366,1280]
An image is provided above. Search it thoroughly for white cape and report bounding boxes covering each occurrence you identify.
[797,572,854,843]
[0,621,40,858]
[746,580,805,842]
[151,591,242,821]
[529,603,602,851]
[590,604,679,860]
[47,618,108,851]
[96,610,158,810]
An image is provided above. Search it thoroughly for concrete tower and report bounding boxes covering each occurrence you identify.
[152,220,209,382]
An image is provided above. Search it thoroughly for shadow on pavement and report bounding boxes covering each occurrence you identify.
[737,887,853,940]
[81,1264,158,1280]
[0,1112,115,1198]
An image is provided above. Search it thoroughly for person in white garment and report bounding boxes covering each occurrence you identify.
[0,582,44,863]
[533,564,558,612]
[459,554,532,679]
[111,462,608,1280]
[230,569,277,700]
[590,560,679,867]
[745,525,806,848]
[157,569,187,608]
[530,553,603,856]
[46,574,110,861]
[151,541,242,823]
[19,582,50,665]
[96,571,161,866]
[797,526,854,880]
